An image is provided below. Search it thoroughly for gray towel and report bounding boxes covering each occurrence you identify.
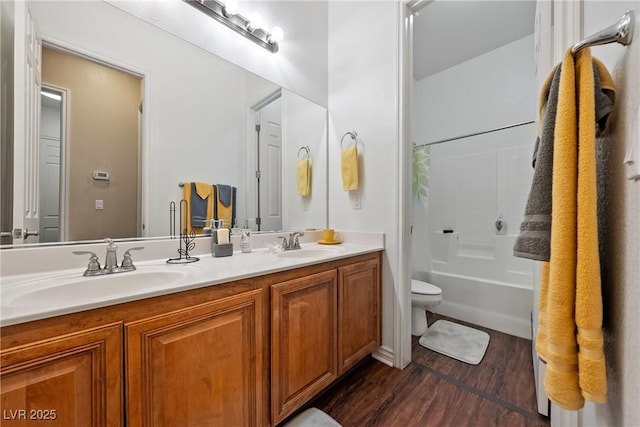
[592,63,614,135]
[217,184,232,207]
[513,65,561,261]
[190,184,208,228]
[514,60,615,261]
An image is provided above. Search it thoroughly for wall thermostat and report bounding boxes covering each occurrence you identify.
[93,171,110,181]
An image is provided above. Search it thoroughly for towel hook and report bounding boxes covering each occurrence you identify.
[341,131,358,149]
[297,146,311,160]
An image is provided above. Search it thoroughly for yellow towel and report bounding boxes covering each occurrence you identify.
[297,159,311,196]
[183,182,213,235]
[194,182,212,201]
[541,49,582,410]
[341,146,359,191]
[537,48,612,410]
[575,48,607,404]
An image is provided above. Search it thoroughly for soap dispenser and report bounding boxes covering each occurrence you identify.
[240,219,252,253]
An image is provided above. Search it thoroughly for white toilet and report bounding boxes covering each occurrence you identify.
[411,279,443,336]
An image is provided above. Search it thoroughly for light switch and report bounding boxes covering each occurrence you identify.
[95,200,104,210]
[351,192,361,210]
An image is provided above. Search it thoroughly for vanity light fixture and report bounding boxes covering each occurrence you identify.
[184,0,282,53]
[221,0,238,17]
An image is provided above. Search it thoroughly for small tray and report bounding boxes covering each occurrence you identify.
[212,242,233,257]
[317,239,342,245]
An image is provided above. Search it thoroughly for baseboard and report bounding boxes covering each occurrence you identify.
[433,300,532,339]
[371,346,394,367]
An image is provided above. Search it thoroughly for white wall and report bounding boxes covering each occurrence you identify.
[412,35,536,145]
[579,3,639,425]
[282,89,327,231]
[328,1,402,365]
[110,0,328,107]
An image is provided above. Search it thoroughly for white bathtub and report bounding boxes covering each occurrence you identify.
[414,269,533,339]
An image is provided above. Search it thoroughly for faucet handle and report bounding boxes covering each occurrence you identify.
[73,251,101,274]
[278,236,289,250]
[121,246,145,269]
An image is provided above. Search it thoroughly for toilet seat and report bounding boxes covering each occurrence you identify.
[411,279,441,296]
[411,279,442,336]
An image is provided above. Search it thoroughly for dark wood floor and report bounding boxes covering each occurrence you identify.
[309,315,550,427]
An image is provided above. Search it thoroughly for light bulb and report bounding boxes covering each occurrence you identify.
[269,26,284,43]
[223,0,239,16]
[248,11,263,31]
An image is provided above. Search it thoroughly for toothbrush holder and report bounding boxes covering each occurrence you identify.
[212,228,233,257]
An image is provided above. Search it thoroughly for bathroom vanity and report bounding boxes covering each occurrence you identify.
[0,240,382,426]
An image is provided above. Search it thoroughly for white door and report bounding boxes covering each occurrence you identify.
[12,0,41,244]
[38,90,61,242]
[257,97,282,232]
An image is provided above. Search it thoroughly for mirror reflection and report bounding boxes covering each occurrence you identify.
[2,0,327,247]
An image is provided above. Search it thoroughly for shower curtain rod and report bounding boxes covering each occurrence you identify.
[413,120,535,149]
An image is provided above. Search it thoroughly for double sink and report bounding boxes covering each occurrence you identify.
[1,244,346,325]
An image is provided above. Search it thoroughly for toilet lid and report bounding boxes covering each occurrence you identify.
[411,279,442,295]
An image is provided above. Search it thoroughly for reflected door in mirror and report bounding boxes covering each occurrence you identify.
[41,46,142,242]
[257,97,283,232]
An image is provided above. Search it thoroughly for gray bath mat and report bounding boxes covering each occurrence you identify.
[419,319,490,365]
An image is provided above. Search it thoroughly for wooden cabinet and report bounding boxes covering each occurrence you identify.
[338,258,381,374]
[271,255,381,425]
[125,289,263,427]
[0,323,122,427]
[1,251,381,427]
[271,270,338,425]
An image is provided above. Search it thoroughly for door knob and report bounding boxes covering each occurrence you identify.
[11,228,40,239]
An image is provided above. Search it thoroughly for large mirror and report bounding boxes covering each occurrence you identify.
[1,0,328,247]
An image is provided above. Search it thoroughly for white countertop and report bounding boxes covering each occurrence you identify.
[0,232,383,327]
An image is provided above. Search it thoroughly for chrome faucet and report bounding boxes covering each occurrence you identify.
[73,239,144,276]
[104,239,118,272]
[288,231,305,250]
[276,232,304,251]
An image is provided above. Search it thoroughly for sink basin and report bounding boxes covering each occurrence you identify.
[4,269,189,308]
[277,247,343,259]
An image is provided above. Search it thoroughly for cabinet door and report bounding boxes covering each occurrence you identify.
[271,270,337,425]
[125,289,262,427]
[338,257,381,374]
[0,323,123,427]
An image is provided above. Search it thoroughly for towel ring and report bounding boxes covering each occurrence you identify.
[341,131,358,149]
[297,146,311,160]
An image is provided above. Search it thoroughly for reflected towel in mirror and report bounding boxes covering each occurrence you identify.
[183,182,214,233]
[214,185,236,229]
